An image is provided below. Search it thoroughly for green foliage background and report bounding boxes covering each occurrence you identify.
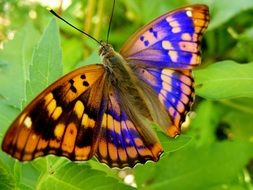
[0,0,253,189]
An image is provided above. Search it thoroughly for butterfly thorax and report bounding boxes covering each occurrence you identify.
[99,42,125,70]
[99,43,134,85]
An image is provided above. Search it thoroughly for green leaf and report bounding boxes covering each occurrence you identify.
[194,61,253,99]
[206,184,248,190]
[208,0,253,30]
[220,98,253,115]
[76,51,100,68]
[0,60,7,67]
[0,102,19,135]
[26,19,62,102]
[0,23,40,108]
[37,163,134,190]
[188,100,226,146]
[159,133,192,153]
[62,37,83,72]
[19,162,44,189]
[221,99,253,140]
[234,27,253,61]
[0,159,15,190]
[134,141,253,189]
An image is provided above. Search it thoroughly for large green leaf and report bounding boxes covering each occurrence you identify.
[26,19,62,102]
[0,23,40,137]
[0,23,40,108]
[134,141,253,190]
[37,163,134,190]
[0,103,19,134]
[194,61,253,99]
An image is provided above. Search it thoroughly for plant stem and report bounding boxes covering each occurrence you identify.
[94,0,105,39]
[85,0,95,34]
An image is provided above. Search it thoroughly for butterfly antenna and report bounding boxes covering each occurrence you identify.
[50,10,102,46]
[106,0,116,44]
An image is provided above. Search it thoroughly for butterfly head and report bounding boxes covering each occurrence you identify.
[99,42,115,58]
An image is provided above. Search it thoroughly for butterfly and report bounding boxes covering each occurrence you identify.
[2,4,209,168]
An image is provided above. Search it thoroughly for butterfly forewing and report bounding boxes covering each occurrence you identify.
[120,4,209,69]
[2,64,107,161]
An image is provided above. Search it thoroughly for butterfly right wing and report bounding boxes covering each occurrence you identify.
[2,64,108,161]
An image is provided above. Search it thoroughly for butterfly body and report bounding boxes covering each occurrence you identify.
[97,43,166,167]
[2,4,209,168]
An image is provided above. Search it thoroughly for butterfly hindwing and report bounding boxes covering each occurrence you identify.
[95,86,163,168]
[120,4,209,69]
[135,67,194,137]
[2,64,107,161]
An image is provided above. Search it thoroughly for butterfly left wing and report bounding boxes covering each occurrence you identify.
[120,4,209,69]
[2,64,108,161]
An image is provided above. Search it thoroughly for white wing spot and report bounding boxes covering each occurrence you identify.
[186,10,192,17]
[168,51,178,62]
[172,27,181,33]
[24,116,32,128]
[162,40,173,50]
